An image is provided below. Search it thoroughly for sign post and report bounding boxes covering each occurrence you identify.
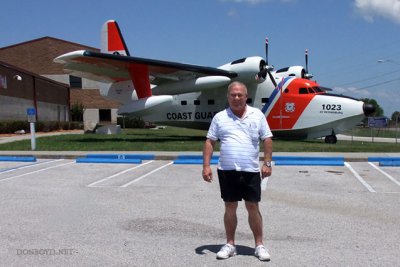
[368,117,389,143]
[27,108,36,150]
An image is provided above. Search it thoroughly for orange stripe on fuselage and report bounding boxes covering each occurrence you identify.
[107,21,125,52]
[267,93,315,130]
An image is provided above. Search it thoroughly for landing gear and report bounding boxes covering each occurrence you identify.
[325,135,337,144]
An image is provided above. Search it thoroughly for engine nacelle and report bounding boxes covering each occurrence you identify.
[219,56,266,84]
[273,66,306,79]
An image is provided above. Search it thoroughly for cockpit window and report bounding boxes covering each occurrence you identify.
[276,67,289,73]
[299,88,308,94]
[313,86,323,92]
[231,58,246,65]
[307,87,315,94]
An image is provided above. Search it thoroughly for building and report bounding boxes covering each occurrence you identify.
[0,60,69,121]
[0,37,120,129]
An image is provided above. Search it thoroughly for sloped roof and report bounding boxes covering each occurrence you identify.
[0,59,69,88]
[0,37,99,75]
[70,89,120,109]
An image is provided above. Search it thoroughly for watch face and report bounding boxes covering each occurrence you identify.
[265,162,271,167]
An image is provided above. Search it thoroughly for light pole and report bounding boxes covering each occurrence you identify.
[377,59,400,143]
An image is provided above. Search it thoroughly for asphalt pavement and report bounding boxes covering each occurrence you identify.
[0,132,399,266]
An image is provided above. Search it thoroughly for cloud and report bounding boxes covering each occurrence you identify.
[354,0,400,23]
[333,86,372,98]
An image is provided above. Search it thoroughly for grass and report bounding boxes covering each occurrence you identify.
[0,126,400,152]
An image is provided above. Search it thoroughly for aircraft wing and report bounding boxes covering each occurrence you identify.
[54,50,237,85]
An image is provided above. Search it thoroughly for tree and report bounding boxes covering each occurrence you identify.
[361,98,383,117]
[70,102,85,122]
[391,111,400,123]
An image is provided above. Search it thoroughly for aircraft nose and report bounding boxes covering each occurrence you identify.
[363,103,375,116]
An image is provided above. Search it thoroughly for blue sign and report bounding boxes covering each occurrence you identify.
[27,108,36,116]
[368,117,388,128]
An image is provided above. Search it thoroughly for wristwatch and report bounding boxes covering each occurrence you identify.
[264,161,272,168]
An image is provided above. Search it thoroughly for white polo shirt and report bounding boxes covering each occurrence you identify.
[206,105,273,172]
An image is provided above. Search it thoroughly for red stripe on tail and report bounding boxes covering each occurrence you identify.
[107,21,125,52]
[128,64,152,99]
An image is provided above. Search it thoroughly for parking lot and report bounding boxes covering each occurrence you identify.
[0,157,399,266]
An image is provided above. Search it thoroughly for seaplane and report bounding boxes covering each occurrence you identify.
[54,20,375,144]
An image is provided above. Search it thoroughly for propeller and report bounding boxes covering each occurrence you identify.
[304,49,313,79]
[305,49,309,73]
[256,36,277,87]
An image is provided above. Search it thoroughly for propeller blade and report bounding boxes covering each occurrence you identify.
[267,69,277,88]
[305,49,309,73]
[265,37,269,66]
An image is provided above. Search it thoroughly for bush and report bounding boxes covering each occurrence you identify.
[117,116,146,128]
[0,120,83,134]
[0,121,29,134]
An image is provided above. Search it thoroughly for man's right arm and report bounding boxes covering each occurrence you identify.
[202,138,216,182]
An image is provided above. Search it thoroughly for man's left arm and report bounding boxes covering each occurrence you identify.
[261,137,273,178]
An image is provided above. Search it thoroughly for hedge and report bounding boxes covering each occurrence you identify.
[0,121,83,134]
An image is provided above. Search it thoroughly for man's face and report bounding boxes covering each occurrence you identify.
[228,85,247,113]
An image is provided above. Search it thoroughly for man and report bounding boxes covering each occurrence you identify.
[202,81,273,261]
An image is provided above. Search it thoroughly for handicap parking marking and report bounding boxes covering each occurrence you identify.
[344,162,376,193]
[0,160,74,183]
[368,162,400,187]
[87,160,155,187]
[120,161,174,188]
[0,159,64,175]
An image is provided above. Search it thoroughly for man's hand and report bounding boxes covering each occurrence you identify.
[202,166,213,183]
[261,165,272,178]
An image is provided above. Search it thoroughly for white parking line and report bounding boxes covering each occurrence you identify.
[368,162,400,187]
[344,162,376,193]
[0,159,64,175]
[87,160,154,187]
[120,161,173,188]
[0,161,74,182]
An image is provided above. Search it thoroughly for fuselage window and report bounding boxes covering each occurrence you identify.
[246,98,252,104]
[299,88,308,94]
[181,100,187,105]
[284,88,289,93]
[194,100,200,105]
[208,99,215,105]
[261,98,269,103]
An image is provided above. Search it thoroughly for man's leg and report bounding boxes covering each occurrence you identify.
[224,201,238,245]
[245,201,263,246]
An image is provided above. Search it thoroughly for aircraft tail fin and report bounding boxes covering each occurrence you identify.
[101,20,151,99]
[101,20,130,56]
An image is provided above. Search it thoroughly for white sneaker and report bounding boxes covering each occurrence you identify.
[255,245,270,261]
[216,244,237,259]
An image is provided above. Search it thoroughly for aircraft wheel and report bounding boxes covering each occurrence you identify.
[325,135,337,144]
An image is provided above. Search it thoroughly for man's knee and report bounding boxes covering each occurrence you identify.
[245,201,259,212]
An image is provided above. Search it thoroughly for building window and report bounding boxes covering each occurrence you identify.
[69,75,82,88]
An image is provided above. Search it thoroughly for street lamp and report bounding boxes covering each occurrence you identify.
[378,59,400,143]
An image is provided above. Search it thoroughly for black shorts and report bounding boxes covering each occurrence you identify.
[217,169,261,202]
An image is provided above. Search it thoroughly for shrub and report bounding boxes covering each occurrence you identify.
[0,120,83,134]
[117,116,146,128]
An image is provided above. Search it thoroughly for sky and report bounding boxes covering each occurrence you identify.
[1,0,399,117]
